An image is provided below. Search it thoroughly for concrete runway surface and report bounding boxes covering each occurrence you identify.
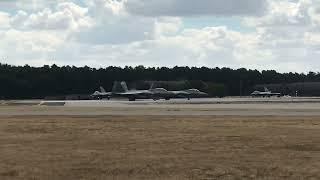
[2,97,320,116]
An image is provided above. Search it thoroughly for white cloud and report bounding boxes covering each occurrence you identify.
[0,0,319,73]
[43,27,276,70]
[10,2,92,30]
[305,32,320,50]
[0,12,10,29]
[154,17,182,38]
[76,0,184,44]
[244,0,311,27]
[124,0,268,17]
[15,0,66,11]
[237,0,320,71]
[0,29,64,66]
[309,2,320,27]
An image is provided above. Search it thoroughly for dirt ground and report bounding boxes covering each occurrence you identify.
[1,115,320,180]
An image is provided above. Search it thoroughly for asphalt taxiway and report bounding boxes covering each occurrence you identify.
[1,97,320,116]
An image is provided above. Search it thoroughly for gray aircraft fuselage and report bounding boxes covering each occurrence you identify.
[251,89,281,97]
[149,88,175,100]
[169,89,208,99]
[91,89,112,100]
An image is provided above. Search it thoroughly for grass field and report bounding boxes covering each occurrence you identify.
[1,115,320,179]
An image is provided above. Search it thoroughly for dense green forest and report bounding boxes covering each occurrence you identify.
[0,63,319,99]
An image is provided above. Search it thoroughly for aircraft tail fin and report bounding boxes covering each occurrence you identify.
[100,86,106,93]
[111,81,130,93]
[120,81,129,92]
[112,81,123,93]
[149,82,154,90]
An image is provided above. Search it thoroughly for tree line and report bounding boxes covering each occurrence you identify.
[0,63,319,99]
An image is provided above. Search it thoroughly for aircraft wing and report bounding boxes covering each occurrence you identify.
[119,91,152,95]
[171,91,190,95]
[119,92,143,95]
[116,91,154,100]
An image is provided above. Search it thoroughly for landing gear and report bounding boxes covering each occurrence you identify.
[128,97,136,101]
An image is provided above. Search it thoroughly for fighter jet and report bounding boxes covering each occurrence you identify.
[251,87,281,97]
[169,88,208,100]
[91,86,112,100]
[184,89,208,98]
[149,86,175,100]
[169,90,191,99]
[112,81,154,101]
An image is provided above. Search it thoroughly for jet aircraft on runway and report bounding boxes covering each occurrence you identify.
[117,82,208,101]
[251,87,281,97]
[112,81,155,101]
[91,86,112,100]
[147,83,175,100]
[91,82,164,101]
[169,89,208,100]
[92,81,208,101]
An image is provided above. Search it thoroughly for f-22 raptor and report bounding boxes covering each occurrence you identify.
[169,89,208,100]
[251,87,281,97]
[92,81,208,101]
[113,81,154,101]
[91,82,172,101]
[91,86,112,100]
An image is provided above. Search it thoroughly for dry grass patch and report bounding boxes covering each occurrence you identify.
[0,116,320,179]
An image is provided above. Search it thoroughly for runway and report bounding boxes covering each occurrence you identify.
[2,97,320,116]
[2,98,320,179]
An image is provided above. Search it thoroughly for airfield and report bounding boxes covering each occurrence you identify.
[1,97,320,179]
[2,97,320,116]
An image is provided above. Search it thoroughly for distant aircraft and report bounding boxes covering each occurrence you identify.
[251,87,281,97]
[91,86,112,100]
[113,81,155,101]
[92,81,208,101]
[91,82,173,101]
[149,86,175,100]
[184,89,208,98]
[169,89,208,100]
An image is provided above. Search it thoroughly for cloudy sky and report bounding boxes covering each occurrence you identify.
[0,0,319,72]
